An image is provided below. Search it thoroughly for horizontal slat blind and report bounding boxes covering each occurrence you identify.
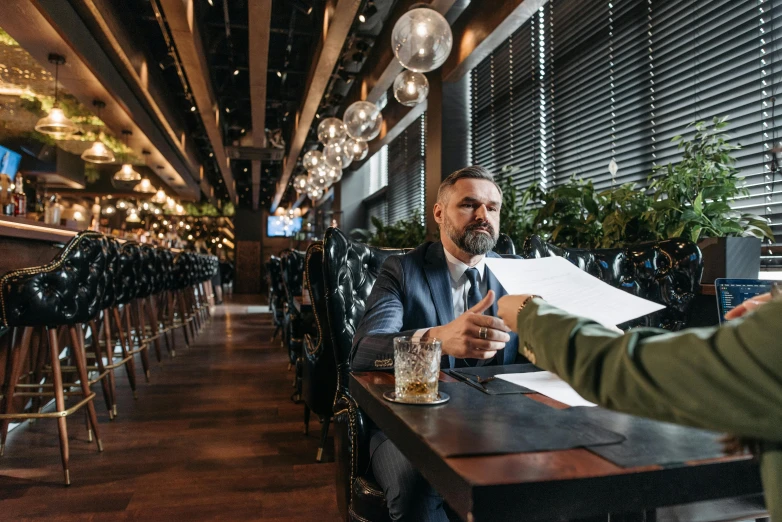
[366,198,388,230]
[387,114,426,225]
[470,0,782,268]
[471,10,546,193]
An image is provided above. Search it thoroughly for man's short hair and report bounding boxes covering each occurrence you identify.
[437,165,503,205]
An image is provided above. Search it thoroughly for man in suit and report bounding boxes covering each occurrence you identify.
[351,165,524,522]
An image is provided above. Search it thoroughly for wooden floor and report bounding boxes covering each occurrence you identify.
[0,295,341,521]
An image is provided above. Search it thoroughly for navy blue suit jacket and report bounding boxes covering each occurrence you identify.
[350,241,522,371]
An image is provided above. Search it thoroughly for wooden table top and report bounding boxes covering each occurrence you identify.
[350,371,763,522]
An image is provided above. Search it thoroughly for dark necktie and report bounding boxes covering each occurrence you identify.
[456,267,482,368]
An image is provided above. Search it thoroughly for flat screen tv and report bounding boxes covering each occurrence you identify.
[0,145,22,181]
[267,216,302,237]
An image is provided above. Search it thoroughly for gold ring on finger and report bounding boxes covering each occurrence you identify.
[479,326,488,340]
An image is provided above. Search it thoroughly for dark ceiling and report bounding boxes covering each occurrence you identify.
[119,0,396,210]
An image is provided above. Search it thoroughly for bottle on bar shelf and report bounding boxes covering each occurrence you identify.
[13,173,27,217]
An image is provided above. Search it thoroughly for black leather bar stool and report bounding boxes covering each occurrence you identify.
[170,251,195,348]
[118,242,152,381]
[90,235,137,415]
[134,244,164,363]
[0,231,108,485]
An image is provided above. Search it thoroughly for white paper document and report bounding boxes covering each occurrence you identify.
[497,371,597,407]
[485,256,665,327]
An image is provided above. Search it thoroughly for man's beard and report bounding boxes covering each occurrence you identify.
[444,216,498,256]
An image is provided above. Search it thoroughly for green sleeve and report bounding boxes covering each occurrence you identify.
[517,298,782,443]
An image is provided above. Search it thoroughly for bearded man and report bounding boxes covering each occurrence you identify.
[351,165,524,522]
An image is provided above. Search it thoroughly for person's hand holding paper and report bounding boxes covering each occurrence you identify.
[486,257,665,330]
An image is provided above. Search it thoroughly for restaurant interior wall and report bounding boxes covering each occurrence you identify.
[469,0,782,269]
[339,159,370,234]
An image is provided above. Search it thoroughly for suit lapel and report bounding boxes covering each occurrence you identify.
[423,242,454,325]
[423,243,456,368]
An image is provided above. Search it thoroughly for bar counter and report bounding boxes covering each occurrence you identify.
[0,216,78,278]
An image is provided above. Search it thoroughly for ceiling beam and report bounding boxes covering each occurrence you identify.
[0,0,204,199]
[441,0,547,82]
[271,0,363,211]
[158,0,237,202]
[248,0,272,210]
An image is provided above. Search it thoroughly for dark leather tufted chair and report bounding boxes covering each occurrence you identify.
[281,249,315,403]
[495,233,516,255]
[0,231,108,484]
[266,256,286,342]
[302,241,338,462]
[521,235,703,330]
[323,227,409,522]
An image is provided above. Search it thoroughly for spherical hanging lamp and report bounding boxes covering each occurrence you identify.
[325,165,343,184]
[343,101,382,141]
[293,173,309,193]
[302,149,323,170]
[324,140,353,169]
[345,137,369,161]
[393,69,429,106]
[317,117,347,144]
[391,7,453,73]
[35,54,79,140]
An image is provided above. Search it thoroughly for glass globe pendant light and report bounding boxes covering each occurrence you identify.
[293,173,309,193]
[391,7,453,73]
[81,100,116,163]
[325,165,342,184]
[324,140,353,169]
[302,149,323,170]
[35,54,79,140]
[343,101,382,141]
[317,117,347,145]
[393,69,429,106]
[345,137,369,161]
[113,130,142,182]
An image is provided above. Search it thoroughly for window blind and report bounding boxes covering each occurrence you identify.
[387,114,426,225]
[470,0,782,268]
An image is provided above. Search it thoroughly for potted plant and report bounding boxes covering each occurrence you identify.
[349,210,427,248]
[647,117,774,283]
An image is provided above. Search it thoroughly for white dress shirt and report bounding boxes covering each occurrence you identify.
[413,248,488,340]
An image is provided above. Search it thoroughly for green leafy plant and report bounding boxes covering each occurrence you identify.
[647,117,773,243]
[496,169,542,249]
[350,210,428,248]
[499,117,774,249]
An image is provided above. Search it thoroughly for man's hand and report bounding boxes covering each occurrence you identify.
[427,290,511,359]
[725,292,772,320]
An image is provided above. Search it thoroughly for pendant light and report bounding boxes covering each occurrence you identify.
[81,100,115,164]
[133,177,156,193]
[113,130,141,182]
[35,54,79,140]
[152,189,167,204]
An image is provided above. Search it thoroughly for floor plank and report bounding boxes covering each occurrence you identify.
[0,295,340,521]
